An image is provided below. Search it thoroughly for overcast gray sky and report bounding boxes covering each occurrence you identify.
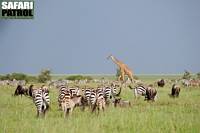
[0,0,200,74]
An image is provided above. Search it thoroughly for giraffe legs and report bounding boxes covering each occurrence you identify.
[117,70,126,85]
[121,70,125,82]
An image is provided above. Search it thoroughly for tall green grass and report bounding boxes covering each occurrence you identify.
[0,76,200,133]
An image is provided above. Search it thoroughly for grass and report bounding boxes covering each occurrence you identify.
[0,75,200,133]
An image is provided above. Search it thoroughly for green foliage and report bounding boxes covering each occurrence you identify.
[116,68,121,78]
[0,74,8,80]
[66,75,92,81]
[26,76,38,83]
[197,72,200,79]
[38,69,52,83]
[182,70,192,80]
[10,73,27,80]
[0,73,38,83]
[0,73,27,81]
[134,75,139,80]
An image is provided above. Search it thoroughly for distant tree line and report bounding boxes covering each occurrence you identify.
[182,70,200,80]
[0,69,51,83]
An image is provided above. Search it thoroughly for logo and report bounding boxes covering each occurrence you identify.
[0,0,34,19]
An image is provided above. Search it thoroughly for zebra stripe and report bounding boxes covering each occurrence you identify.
[134,86,147,98]
[90,89,96,105]
[84,88,91,105]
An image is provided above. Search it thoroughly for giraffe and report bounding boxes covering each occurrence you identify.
[107,55,134,83]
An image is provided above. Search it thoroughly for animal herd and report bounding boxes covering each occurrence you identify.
[11,78,188,118]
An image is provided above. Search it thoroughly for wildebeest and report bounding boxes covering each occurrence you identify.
[170,84,180,97]
[28,84,34,97]
[14,85,28,97]
[157,79,165,87]
[145,86,157,101]
[114,98,131,107]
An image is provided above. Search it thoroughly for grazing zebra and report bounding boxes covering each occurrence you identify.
[32,87,50,117]
[128,85,147,99]
[92,91,105,114]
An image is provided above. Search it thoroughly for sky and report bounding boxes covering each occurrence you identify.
[0,0,200,74]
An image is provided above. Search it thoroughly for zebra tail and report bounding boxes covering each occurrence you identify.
[92,100,97,113]
[128,85,133,90]
[42,97,50,110]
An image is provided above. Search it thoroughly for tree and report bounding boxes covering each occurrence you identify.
[116,68,121,79]
[38,69,51,83]
[182,70,191,80]
[197,72,200,79]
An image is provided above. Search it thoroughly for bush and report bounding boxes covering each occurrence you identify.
[0,75,8,80]
[134,75,139,80]
[182,70,191,80]
[0,73,39,83]
[0,73,27,81]
[66,75,92,81]
[26,76,38,83]
[10,73,27,80]
[38,69,51,83]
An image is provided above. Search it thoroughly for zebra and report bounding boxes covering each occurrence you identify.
[103,83,121,104]
[92,90,105,114]
[32,87,50,117]
[90,89,97,106]
[84,88,92,105]
[85,87,105,109]
[61,95,84,118]
[58,85,70,108]
[60,89,73,117]
[69,87,81,97]
[58,86,83,108]
[128,85,147,99]
[60,89,85,117]
[129,85,157,101]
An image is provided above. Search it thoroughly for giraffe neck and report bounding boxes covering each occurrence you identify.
[110,56,122,67]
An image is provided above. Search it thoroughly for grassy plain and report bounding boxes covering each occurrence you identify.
[0,75,200,133]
